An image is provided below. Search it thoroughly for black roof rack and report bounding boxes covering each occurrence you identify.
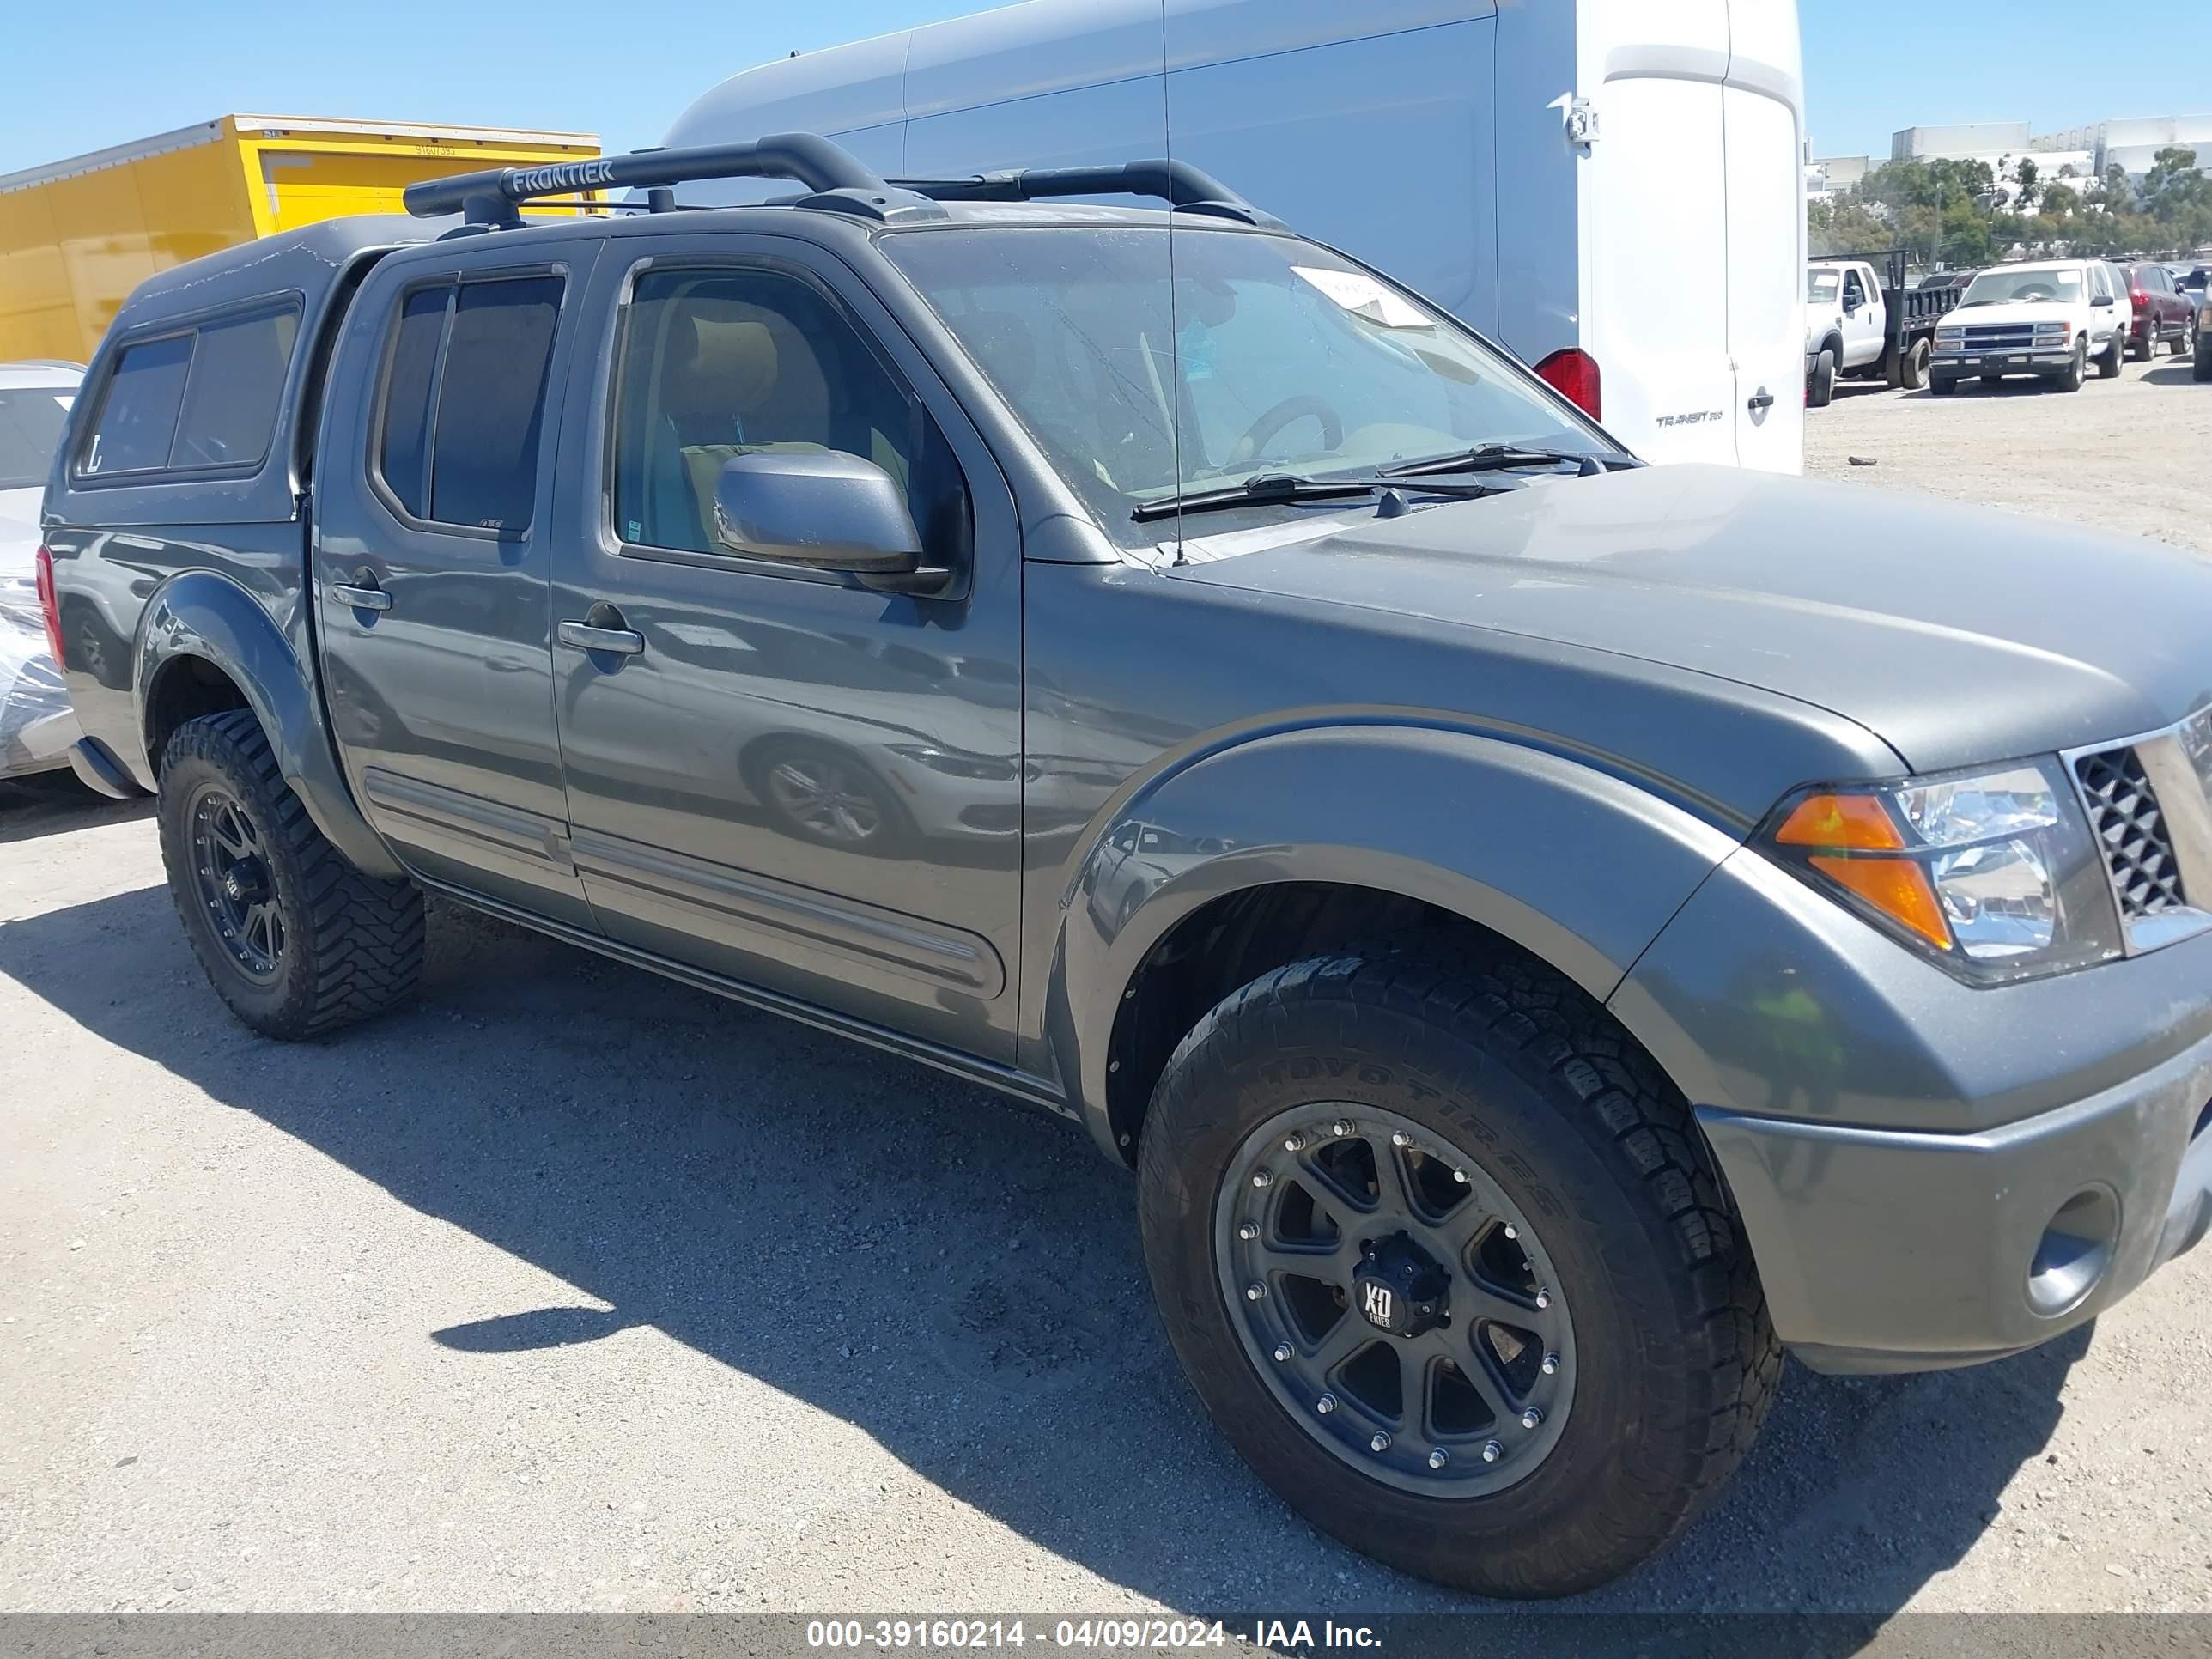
[889,160,1283,227]
[402,133,946,228]
[403,135,1281,233]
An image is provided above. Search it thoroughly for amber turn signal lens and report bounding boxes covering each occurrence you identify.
[1808,854,1953,950]
[1775,792,1905,851]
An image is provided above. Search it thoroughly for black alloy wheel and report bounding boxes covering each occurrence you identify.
[1216,1103,1572,1493]
[186,783,286,980]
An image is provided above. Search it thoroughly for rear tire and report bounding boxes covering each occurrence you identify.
[158,709,424,1040]
[1898,337,1930,391]
[1808,349,1836,408]
[2129,325,2152,362]
[1136,948,1779,1598]
[2196,334,2212,382]
[2174,319,2194,358]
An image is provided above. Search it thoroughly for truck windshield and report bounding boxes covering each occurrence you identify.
[880,226,1609,541]
[0,386,73,491]
[1959,268,2084,307]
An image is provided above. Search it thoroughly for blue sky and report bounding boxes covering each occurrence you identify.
[3,2,2205,178]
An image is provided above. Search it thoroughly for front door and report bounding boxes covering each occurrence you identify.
[545,234,1024,1058]
[315,240,603,926]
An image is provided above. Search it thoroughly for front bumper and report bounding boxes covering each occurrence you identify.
[1612,846,2212,1375]
[1932,343,2075,375]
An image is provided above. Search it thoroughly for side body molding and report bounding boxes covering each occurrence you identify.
[136,569,405,879]
[1046,724,1747,1158]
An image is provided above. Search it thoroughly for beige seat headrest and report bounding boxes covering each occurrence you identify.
[686,316,779,410]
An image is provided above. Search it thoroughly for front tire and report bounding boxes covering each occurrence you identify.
[2058,343,2087,392]
[1808,349,1836,408]
[158,709,424,1040]
[2099,331,2126,378]
[1136,950,1779,1598]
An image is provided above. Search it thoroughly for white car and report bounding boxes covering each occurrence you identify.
[1804,260,1888,404]
[1929,260,2130,395]
[0,360,84,781]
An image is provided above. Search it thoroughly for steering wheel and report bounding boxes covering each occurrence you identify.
[1229,395,1345,465]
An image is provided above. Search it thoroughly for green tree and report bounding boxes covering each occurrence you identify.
[2015,156,2039,210]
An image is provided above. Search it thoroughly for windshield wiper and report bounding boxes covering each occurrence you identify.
[1130,471,1506,524]
[1378,444,1627,480]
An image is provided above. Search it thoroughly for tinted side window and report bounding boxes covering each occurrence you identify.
[172,307,298,470]
[378,288,449,520]
[83,334,191,475]
[430,276,564,532]
[610,266,967,563]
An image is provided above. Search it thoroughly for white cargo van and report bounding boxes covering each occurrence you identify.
[663,0,1807,472]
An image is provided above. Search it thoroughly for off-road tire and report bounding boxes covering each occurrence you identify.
[158,709,424,1039]
[1136,948,1780,1598]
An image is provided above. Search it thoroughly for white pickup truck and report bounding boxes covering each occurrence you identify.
[1929,259,2131,395]
[1804,253,1955,405]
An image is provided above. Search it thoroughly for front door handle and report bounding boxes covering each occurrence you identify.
[1747,390,1776,412]
[558,617,645,657]
[328,574,392,612]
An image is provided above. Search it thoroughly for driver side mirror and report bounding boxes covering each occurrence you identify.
[2092,294,2116,307]
[712,451,936,586]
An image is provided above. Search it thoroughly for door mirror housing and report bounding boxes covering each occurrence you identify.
[2092,294,2116,307]
[712,450,925,574]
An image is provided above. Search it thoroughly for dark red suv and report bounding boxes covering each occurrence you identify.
[2122,263,2197,359]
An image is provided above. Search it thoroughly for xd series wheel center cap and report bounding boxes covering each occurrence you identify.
[1353,1232,1449,1339]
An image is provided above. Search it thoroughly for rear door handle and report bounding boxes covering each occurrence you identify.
[558,617,646,657]
[328,575,392,612]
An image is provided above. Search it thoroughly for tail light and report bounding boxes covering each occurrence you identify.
[33,545,67,670]
[1534,348,1602,420]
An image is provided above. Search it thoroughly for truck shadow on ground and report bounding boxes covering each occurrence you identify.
[0,884,2091,1622]
[0,775,153,843]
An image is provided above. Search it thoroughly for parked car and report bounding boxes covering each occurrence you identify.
[1804,251,1958,404]
[663,0,1810,474]
[40,137,2212,1601]
[2197,289,2212,381]
[1929,259,2131,392]
[1,360,83,780]
[2121,262,2198,359]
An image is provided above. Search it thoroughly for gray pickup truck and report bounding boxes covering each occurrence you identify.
[35,135,2212,1599]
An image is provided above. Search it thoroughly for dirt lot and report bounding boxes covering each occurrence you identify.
[4,367,2212,1623]
[1806,349,2210,557]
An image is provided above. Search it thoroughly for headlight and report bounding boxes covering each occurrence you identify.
[1760,760,2123,984]
[2033,322,2072,343]
[1936,329,1963,344]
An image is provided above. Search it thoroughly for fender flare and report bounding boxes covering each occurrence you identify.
[1042,724,1746,1157]
[137,569,405,880]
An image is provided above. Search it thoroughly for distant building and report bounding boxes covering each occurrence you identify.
[1808,154,1869,203]
[2033,114,2212,180]
[1892,122,2030,161]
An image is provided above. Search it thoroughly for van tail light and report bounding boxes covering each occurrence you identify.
[1534,348,1601,421]
[33,545,67,670]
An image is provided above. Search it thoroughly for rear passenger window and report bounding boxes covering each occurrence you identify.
[171,308,297,470]
[81,302,300,478]
[82,335,191,475]
[374,273,564,534]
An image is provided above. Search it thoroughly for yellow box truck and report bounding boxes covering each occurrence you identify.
[0,115,599,363]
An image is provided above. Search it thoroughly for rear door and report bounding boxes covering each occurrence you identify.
[1580,0,1736,466]
[313,236,603,927]
[1720,0,1806,471]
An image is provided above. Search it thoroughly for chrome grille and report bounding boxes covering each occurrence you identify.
[2073,746,2185,918]
[1960,324,2037,351]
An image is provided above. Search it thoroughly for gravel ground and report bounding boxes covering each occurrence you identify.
[4,368,2212,1621]
[1805,348,2210,557]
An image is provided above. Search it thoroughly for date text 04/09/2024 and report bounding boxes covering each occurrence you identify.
[803,1619,1382,1650]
